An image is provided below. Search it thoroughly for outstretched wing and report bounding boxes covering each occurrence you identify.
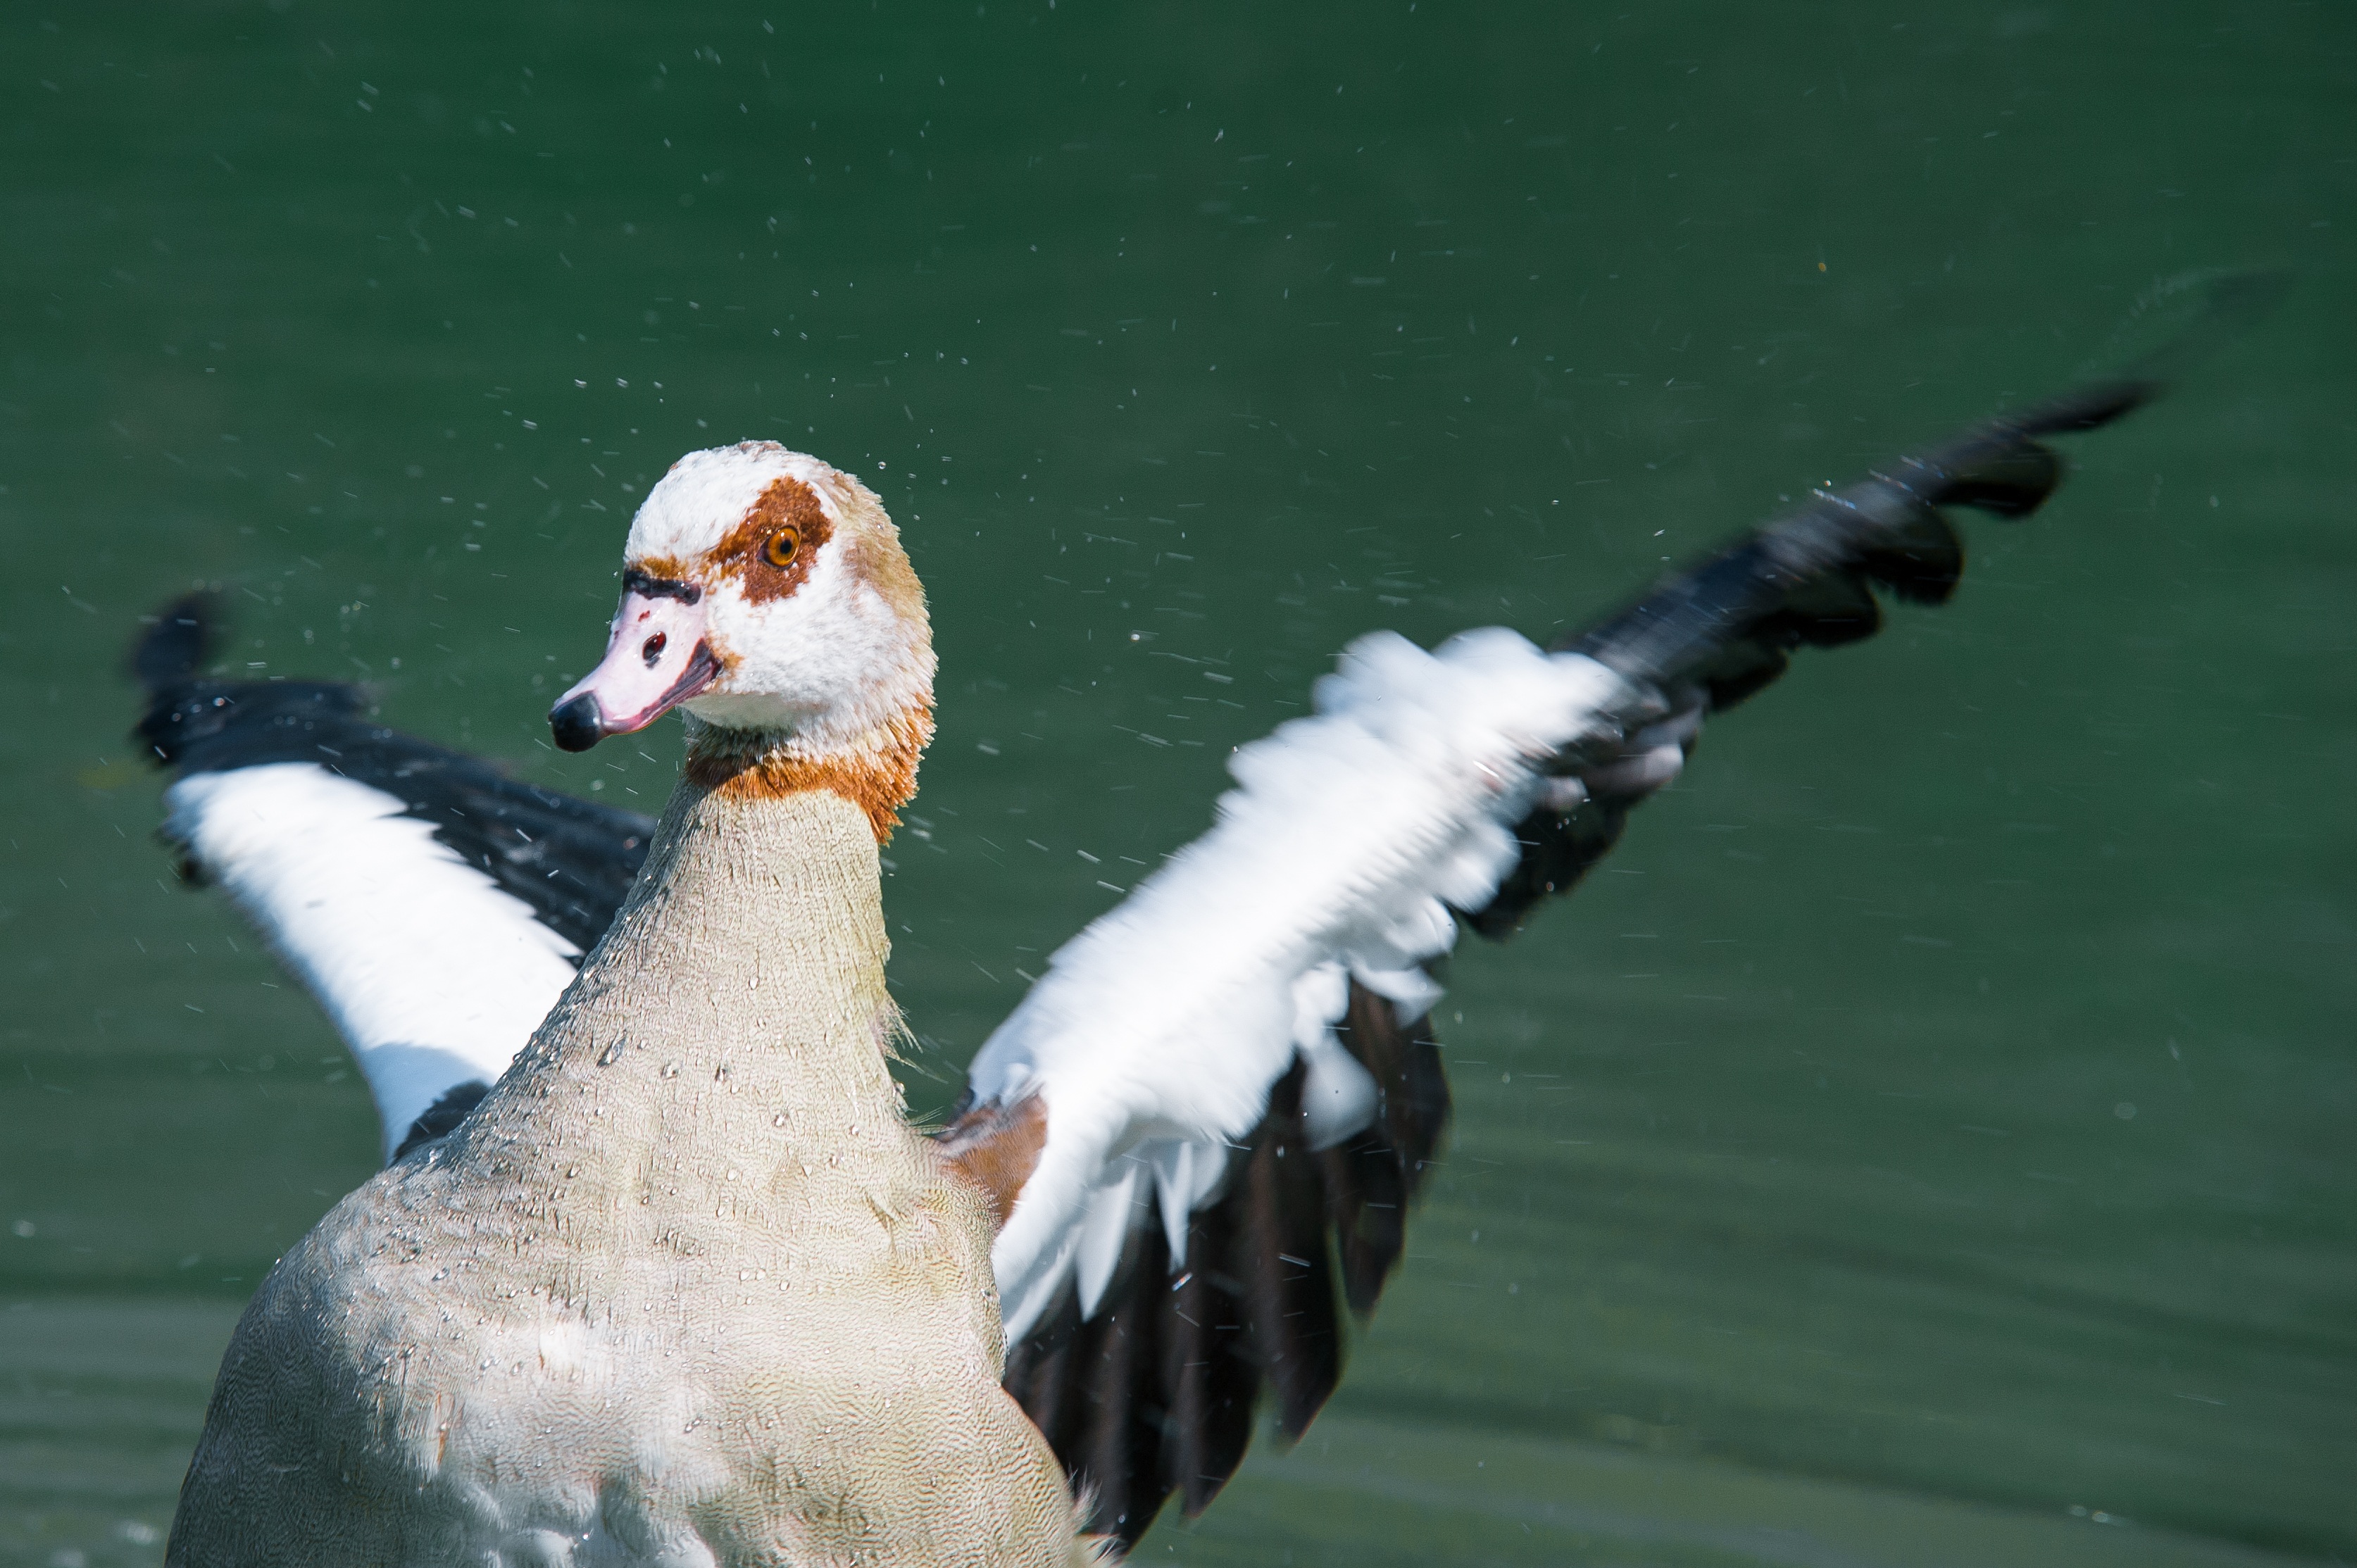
[132,600,656,1160]
[941,376,2158,1547]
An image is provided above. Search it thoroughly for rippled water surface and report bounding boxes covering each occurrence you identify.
[2,4,2351,1564]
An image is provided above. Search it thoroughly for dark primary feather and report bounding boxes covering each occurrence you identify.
[1465,378,2156,939]
[130,593,216,691]
[132,594,656,957]
[1002,981,1449,1548]
[1564,378,2150,699]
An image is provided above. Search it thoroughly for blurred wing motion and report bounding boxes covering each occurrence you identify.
[133,375,2155,1548]
[940,375,2157,1543]
[132,607,655,1160]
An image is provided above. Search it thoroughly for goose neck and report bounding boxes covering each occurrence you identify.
[479,770,916,1178]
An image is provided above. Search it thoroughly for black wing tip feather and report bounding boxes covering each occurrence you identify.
[1470,279,2281,934]
[1469,367,2172,941]
[1558,258,2295,706]
[130,594,373,774]
[2008,377,2159,439]
[1004,981,1449,1550]
[1558,379,2143,694]
[1478,265,2288,941]
[130,591,226,694]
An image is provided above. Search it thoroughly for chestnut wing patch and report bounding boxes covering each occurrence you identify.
[938,1091,1051,1224]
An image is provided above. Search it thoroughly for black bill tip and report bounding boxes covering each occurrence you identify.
[549,693,606,753]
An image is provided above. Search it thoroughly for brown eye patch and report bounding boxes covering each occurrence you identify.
[708,477,833,603]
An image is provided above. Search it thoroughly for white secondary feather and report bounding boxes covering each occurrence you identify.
[164,763,584,1160]
[973,627,1634,1338]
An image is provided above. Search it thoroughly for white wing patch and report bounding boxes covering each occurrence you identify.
[165,763,582,1160]
[973,627,1632,1338]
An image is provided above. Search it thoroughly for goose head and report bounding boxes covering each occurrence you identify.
[549,443,934,831]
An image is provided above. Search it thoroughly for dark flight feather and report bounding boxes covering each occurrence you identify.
[1465,377,2158,939]
[1001,984,1449,1548]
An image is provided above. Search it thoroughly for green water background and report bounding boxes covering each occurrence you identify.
[1,3,2351,1563]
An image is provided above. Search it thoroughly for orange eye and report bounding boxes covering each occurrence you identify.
[763,527,801,568]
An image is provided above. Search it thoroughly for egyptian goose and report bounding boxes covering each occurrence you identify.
[141,377,2154,1564]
